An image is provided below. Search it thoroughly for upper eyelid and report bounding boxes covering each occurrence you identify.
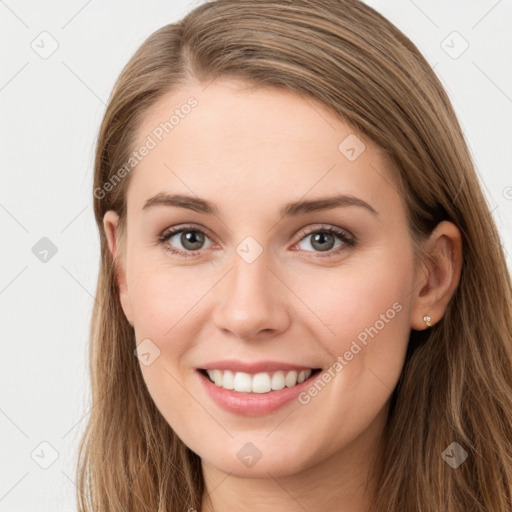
[295,224,353,239]
[160,223,214,241]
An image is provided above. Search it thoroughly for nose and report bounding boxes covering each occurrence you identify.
[211,251,291,341]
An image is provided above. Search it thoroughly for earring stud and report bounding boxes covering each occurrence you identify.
[423,315,432,327]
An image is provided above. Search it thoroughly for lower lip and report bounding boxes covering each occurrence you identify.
[197,370,319,416]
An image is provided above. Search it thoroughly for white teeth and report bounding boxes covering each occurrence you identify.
[234,372,252,392]
[213,369,222,386]
[222,370,234,390]
[204,369,313,393]
[285,370,298,387]
[252,372,271,393]
[271,371,285,391]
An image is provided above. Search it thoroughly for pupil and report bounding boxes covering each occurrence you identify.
[182,231,204,250]
[312,232,334,251]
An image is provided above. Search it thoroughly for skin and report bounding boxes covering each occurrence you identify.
[103,78,463,512]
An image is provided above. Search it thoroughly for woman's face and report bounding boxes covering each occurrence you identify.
[104,78,421,478]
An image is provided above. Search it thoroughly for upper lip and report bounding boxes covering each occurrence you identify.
[199,360,320,374]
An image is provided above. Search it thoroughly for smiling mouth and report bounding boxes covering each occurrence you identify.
[199,368,322,394]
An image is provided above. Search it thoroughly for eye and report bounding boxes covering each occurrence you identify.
[294,225,355,256]
[158,224,213,258]
[157,223,356,259]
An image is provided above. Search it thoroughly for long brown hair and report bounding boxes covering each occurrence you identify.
[78,1,512,510]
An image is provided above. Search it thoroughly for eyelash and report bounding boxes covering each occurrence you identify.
[157,223,356,259]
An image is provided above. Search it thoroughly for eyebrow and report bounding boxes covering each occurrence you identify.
[142,192,378,217]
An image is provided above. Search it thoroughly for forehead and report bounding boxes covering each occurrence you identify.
[126,79,402,218]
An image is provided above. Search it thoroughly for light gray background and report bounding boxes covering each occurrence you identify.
[1,1,511,510]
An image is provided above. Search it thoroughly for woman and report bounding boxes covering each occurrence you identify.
[77,1,512,510]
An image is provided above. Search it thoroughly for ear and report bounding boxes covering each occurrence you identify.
[410,220,463,330]
[103,210,134,326]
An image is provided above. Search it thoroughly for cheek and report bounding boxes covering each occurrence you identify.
[128,264,203,427]
[127,252,207,339]
[286,262,412,454]
[126,261,215,414]
[291,247,413,391]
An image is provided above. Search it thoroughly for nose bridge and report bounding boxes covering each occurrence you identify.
[211,240,289,338]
